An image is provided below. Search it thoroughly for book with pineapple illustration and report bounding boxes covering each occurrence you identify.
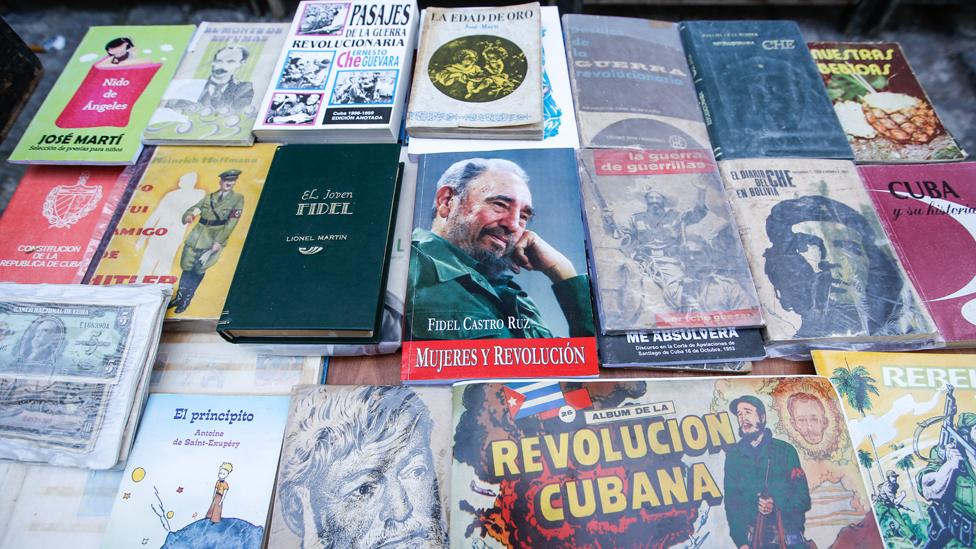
[809,42,966,163]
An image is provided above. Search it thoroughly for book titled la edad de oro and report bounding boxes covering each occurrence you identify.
[720,158,939,359]
[143,22,290,146]
[9,25,195,165]
[89,144,277,328]
[678,21,852,161]
[102,394,290,549]
[406,2,544,140]
[253,0,419,144]
[562,15,709,151]
[0,162,141,284]
[809,42,966,163]
[578,148,763,332]
[401,148,597,383]
[861,162,976,346]
[218,144,402,343]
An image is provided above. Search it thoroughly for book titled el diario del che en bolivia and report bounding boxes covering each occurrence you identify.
[401,148,597,383]
[218,143,402,343]
[9,25,195,165]
[406,2,544,139]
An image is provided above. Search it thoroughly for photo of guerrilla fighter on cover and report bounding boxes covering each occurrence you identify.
[295,2,350,36]
[276,51,334,90]
[427,35,528,103]
[263,93,321,125]
[450,377,880,548]
[330,70,398,105]
[405,149,594,341]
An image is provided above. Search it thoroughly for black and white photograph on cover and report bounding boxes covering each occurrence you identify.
[273,385,449,549]
[763,195,916,339]
[296,2,350,36]
[276,50,334,90]
[264,93,321,125]
[330,70,398,106]
[406,149,594,342]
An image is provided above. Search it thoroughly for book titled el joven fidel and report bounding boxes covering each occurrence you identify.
[401,148,598,383]
[218,144,402,343]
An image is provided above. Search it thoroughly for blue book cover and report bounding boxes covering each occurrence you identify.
[678,20,852,160]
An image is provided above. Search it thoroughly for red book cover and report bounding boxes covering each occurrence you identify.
[402,149,599,383]
[0,164,136,283]
[860,162,976,344]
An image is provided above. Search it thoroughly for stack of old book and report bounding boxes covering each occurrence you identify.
[0,283,170,469]
[406,2,545,140]
[563,14,767,373]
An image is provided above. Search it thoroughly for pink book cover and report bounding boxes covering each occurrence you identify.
[0,164,137,283]
[860,162,976,343]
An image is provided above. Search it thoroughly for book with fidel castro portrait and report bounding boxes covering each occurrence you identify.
[217,143,402,343]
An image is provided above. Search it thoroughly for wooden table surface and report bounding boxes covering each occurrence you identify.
[326,354,816,384]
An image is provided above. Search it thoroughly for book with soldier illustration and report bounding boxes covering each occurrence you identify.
[9,25,194,165]
[562,15,709,151]
[720,157,939,359]
[401,148,598,383]
[406,2,544,140]
[808,42,966,163]
[861,162,976,347]
[268,385,453,549]
[578,148,763,332]
[678,21,852,161]
[813,350,976,548]
[102,393,290,549]
[89,144,277,328]
[253,0,420,144]
[449,376,883,548]
[143,22,289,146]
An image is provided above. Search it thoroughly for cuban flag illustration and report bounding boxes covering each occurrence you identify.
[503,381,593,420]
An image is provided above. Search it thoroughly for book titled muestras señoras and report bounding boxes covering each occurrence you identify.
[720,157,939,359]
[562,15,709,151]
[861,162,976,346]
[143,22,290,146]
[678,21,852,161]
[9,25,195,165]
[253,0,419,144]
[406,2,544,140]
[218,144,402,343]
[402,148,597,383]
[809,41,966,163]
[578,148,763,332]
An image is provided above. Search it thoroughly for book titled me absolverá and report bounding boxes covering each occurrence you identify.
[721,158,939,358]
[103,394,289,549]
[218,144,402,343]
[861,162,976,346]
[678,21,851,161]
[406,2,544,140]
[563,15,709,150]
[9,25,194,165]
[253,0,419,144]
[143,22,290,146]
[401,148,597,383]
[809,41,966,163]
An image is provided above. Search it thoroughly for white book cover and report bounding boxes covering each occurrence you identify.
[407,6,578,158]
[102,394,289,549]
[253,0,419,138]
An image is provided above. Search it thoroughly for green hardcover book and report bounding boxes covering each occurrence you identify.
[217,144,402,343]
[9,25,195,165]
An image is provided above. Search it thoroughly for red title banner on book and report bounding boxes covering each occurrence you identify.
[593,149,716,176]
[401,337,599,382]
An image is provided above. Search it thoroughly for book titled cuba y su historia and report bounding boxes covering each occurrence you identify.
[678,21,852,161]
[10,25,194,165]
[401,148,597,383]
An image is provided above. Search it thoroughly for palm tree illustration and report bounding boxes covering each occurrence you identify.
[895,453,923,517]
[831,361,884,483]
[858,448,876,497]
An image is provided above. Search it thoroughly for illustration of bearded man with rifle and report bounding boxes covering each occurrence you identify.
[724,395,812,549]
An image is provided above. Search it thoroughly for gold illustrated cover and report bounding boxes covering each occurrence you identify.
[406,2,542,138]
[90,144,277,325]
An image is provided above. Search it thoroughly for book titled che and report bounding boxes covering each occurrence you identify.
[218,144,402,343]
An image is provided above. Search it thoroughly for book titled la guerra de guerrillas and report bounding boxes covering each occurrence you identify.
[401,148,598,383]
